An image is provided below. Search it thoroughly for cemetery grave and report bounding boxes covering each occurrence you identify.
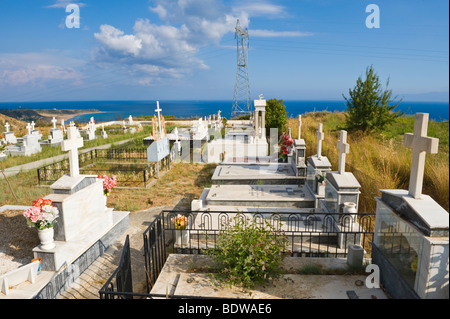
[0,104,447,299]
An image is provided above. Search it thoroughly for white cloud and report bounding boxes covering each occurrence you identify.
[94,25,143,57]
[92,0,309,84]
[232,1,286,17]
[0,53,83,87]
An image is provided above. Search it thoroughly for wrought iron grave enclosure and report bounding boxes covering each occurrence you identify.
[100,210,375,299]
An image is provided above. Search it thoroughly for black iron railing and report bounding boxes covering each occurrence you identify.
[99,210,376,299]
[37,149,170,187]
[99,235,134,299]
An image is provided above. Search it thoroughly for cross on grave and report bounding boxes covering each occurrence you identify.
[31,121,36,130]
[337,130,349,174]
[155,101,163,138]
[5,122,10,133]
[51,117,58,129]
[403,113,439,199]
[298,115,302,139]
[61,123,84,177]
[26,123,32,135]
[316,123,324,159]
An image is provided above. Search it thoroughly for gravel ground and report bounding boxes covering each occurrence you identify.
[0,209,39,276]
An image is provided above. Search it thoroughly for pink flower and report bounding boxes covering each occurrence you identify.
[24,206,42,223]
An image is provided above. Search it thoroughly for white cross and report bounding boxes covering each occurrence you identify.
[51,117,58,129]
[337,130,349,174]
[403,113,439,199]
[31,121,36,130]
[155,101,162,138]
[61,122,84,177]
[5,122,10,133]
[26,123,32,135]
[316,123,324,159]
[298,115,302,139]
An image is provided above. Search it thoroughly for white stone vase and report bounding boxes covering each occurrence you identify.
[38,227,55,250]
[317,182,326,196]
[343,202,357,226]
[343,202,357,214]
[103,195,107,208]
[175,229,190,247]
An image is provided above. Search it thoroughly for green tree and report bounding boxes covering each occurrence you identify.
[343,65,403,132]
[265,98,287,136]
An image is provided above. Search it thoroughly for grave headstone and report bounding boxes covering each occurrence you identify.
[3,122,17,144]
[33,121,129,272]
[323,130,360,228]
[306,123,332,199]
[46,117,64,145]
[6,123,42,156]
[30,121,42,140]
[372,113,448,299]
[101,124,108,139]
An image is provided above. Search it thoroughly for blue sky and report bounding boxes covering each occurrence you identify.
[0,0,448,102]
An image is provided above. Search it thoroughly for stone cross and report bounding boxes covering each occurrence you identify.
[5,122,10,133]
[61,122,84,177]
[174,127,179,141]
[337,130,349,174]
[316,123,324,159]
[31,121,36,130]
[155,101,163,138]
[403,113,439,199]
[51,117,58,129]
[298,115,302,139]
[26,123,32,135]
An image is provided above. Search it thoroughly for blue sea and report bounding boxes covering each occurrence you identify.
[0,100,448,123]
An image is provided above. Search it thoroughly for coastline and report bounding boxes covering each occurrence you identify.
[35,109,104,122]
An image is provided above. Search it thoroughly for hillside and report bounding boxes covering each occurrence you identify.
[0,109,100,124]
[0,113,27,134]
[287,112,449,213]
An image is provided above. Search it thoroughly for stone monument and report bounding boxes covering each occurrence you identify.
[33,122,129,271]
[372,113,448,299]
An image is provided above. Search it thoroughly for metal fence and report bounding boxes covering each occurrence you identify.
[37,148,170,187]
[98,236,134,299]
[99,210,376,299]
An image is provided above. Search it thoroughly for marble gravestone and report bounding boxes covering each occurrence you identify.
[46,117,64,145]
[306,123,332,201]
[3,122,17,144]
[33,123,129,271]
[372,113,448,299]
[30,121,43,140]
[6,123,42,156]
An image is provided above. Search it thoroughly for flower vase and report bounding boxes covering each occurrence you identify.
[103,195,107,208]
[175,229,190,247]
[38,227,55,250]
[317,182,326,196]
[342,202,357,226]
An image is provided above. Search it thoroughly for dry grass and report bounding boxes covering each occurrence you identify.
[107,162,217,212]
[287,112,449,213]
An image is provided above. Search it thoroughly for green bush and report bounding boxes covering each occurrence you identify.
[208,214,288,288]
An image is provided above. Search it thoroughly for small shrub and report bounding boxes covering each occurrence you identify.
[208,214,288,289]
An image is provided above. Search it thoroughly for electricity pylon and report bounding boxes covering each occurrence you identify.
[232,19,251,119]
